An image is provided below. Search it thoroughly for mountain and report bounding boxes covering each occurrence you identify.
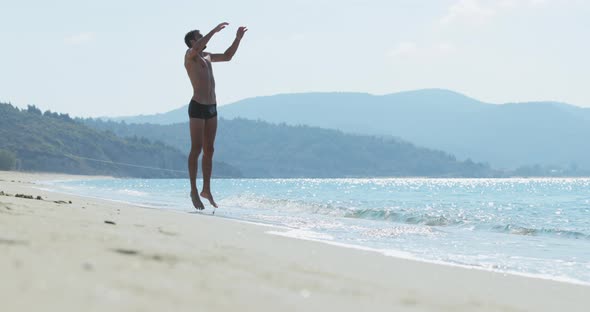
[219,90,590,170]
[106,89,590,170]
[0,103,241,178]
[106,108,188,125]
[82,117,496,178]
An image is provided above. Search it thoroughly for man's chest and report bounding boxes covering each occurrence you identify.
[196,56,212,71]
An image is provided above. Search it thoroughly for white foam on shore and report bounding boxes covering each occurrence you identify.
[33,185,169,211]
[266,228,590,288]
[116,189,148,196]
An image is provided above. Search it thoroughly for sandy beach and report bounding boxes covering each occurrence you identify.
[0,171,588,311]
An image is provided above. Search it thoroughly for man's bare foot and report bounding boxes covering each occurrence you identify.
[191,191,205,210]
[200,190,218,208]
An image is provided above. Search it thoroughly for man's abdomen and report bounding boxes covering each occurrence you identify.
[192,80,216,105]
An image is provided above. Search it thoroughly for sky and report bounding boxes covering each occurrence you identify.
[0,0,589,117]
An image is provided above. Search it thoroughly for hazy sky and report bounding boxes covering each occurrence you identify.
[1,0,588,117]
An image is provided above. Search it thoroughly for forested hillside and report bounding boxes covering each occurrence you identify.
[83,117,496,178]
[0,103,241,178]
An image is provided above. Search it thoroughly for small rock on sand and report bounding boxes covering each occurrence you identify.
[15,194,34,199]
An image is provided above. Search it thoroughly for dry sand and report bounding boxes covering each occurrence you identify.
[0,171,588,312]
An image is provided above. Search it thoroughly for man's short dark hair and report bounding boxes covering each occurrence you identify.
[184,30,200,48]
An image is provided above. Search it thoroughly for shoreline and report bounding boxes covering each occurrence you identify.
[42,191,590,288]
[2,171,589,311]
[267,228,590,288]
[35,174,590,288]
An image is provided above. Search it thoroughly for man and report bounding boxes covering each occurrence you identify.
[184,22,247,210]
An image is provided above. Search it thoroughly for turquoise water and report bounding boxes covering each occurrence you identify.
[42,178,590,285]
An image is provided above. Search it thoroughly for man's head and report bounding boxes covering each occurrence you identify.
[184,30,204,49]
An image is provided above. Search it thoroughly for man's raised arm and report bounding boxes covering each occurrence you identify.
[210,26,248,62]
[190,22,229,54]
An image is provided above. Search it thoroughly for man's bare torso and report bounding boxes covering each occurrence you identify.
[185,50,216,104]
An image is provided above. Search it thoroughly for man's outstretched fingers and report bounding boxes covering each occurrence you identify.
[216,22,229,32]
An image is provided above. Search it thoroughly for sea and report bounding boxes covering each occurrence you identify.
[39,177,590,285]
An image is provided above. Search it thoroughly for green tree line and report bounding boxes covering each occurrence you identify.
[82,117,497,178]
[0,103,241,178]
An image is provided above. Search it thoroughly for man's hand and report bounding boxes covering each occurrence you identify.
[236,26,248,40]
[214,22,229,33]
[207,25,247,62]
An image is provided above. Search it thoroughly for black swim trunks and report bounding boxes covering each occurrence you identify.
[188,100,217,119]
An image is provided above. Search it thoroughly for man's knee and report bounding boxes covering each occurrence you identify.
[203,145,214,158]
[189,146,202,157]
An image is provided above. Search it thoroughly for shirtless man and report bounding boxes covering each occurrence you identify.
[184,22,247,210]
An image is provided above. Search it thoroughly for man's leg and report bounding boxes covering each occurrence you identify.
[188,118,205,210]
[200,116,218,208]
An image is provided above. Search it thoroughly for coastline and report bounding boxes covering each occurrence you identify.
[1,171,589,311]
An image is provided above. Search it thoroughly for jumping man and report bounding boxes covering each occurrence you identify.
[184,22,247,210]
